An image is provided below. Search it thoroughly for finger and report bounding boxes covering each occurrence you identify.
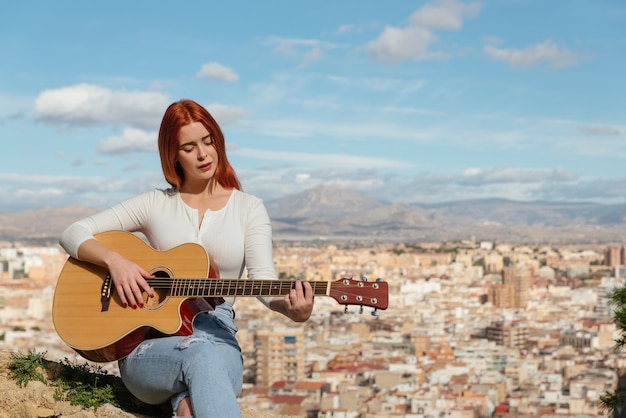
[115,283,129,308]
[296,279,305,298]
[284,291,293,309]
[129,282,145,308]
[137,273,155,298]
[119,281,141,309]
[292,279,305,301]
[140,268,155,280]
[302,281,313,302]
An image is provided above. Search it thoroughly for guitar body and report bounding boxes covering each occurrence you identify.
[52,231,212,362]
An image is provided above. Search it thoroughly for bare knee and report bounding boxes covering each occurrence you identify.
[175,395,193,417]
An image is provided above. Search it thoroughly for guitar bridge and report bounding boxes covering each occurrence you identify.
[101,273,112,312]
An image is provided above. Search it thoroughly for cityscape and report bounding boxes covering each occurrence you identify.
[1,235,625,417]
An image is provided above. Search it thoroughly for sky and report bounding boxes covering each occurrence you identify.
[1,0,625,213]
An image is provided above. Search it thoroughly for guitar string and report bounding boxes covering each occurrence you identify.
[145,279,376,289]
[132,278,382,301]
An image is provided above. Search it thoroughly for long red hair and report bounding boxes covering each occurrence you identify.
[158,99,241,191]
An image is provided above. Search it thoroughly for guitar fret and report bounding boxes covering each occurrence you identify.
[172,278,180,297]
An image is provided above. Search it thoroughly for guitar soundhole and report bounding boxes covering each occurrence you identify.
[143,269,171,308]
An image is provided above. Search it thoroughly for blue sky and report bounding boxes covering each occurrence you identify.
[1,0,625,212]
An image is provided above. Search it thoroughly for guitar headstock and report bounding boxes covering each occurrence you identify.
[329,276,388,312]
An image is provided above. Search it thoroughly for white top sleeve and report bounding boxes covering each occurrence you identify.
[59,188,278,307]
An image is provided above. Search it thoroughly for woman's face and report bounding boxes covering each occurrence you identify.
[176,121,219,184]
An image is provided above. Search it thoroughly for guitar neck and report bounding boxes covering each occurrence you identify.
[162,278,330,298]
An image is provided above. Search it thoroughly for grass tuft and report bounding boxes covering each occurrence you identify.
[51,357,117,409]
[8,350,47,387]
[6,350,170,415]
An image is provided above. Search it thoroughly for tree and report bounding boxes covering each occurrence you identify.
[600,284,626,417]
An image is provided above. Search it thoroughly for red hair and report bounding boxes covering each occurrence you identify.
[158,99,241,191]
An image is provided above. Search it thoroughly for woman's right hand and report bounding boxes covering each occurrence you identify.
[77,238,154,309]
[106,253,155,309]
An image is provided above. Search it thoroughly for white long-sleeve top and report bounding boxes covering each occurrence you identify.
[59,188,278,306]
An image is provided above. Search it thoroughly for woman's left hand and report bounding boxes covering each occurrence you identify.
[270,279,314,322]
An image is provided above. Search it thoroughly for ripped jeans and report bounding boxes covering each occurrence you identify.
[118,303,243,418]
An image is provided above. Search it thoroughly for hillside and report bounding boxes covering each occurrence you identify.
[266,185,626,243]
[2,185,626,244]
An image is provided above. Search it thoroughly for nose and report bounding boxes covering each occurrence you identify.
[197,145,209,160]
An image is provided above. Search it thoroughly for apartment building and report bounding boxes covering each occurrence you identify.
[254,328,306,387]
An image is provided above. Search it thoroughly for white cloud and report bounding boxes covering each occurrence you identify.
[0,172,165,211]
[457,167,578,186]
[0,164,621,212]
[367,0,481,62]
[34,84,169,129]
[239,164,588,205]
[196,62,239,82]
[409,0,482,30]
[98,128,158,155]
[368,26,439,62]
[535,178,626,202]
[265,36,341,56]
[483,39,582,69]
[264,36,344,67]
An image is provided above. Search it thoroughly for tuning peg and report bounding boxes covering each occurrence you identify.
[344,305,348,313]
[359,306,363,314]
[361,275,368,281]
[376,278,383,282]
[371,309,379,318]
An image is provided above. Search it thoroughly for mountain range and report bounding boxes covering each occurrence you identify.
[2,185,626,245]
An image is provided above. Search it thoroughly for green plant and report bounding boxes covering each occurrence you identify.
[8,350,47,387]
[600,284,626,417]
[51,358,117,410]
[6,351,170,415]
[53,378,116,409]
[600,390,626,418]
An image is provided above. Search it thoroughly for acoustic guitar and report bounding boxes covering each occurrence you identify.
[52,230,389,362]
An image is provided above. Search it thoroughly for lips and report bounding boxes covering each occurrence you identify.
[199,162,212,172]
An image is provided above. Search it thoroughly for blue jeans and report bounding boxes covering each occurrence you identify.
[118,303,243,418]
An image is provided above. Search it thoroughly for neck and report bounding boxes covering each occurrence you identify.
[180,179,220,196]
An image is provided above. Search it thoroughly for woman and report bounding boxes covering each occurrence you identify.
[59,99,314,417]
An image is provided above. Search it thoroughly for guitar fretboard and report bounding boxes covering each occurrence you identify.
[149,278,331,298]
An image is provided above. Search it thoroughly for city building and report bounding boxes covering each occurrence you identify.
[254,328,306,387]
